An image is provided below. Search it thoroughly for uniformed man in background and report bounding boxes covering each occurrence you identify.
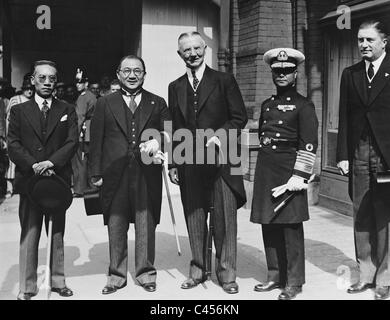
[250,48,318,300]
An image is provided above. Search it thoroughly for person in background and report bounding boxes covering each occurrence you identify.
[5,78,35,197]
[89,80,101,99]
[64,84,78,105]
[54,82,66,101]
[99,74,111,97]
[109,79,121,93]
[71,69,96,197]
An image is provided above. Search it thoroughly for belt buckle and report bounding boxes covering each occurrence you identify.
[261,137,272,146]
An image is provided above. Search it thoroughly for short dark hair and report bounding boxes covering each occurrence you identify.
[117,55,146,73]
[32,60,58,74]
[359,19,389,39]
[110,79,120,86]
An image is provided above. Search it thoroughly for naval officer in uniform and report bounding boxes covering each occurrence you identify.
[250,48,318,300]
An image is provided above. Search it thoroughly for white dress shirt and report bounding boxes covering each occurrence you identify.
[186,62,206,91]
[365,51,386,82]
[122,91,142,109]
[34,94,53,110]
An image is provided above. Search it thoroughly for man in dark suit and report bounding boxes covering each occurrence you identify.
[168,32,247,294]
[7,60,78,300]
[89,55,170,294]
[337,20,390,300]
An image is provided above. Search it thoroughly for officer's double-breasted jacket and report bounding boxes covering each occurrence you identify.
[251,87,318,224]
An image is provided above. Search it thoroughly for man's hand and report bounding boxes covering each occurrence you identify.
[205,136,221,149]
[152,151,166,164]
[32,161,54,175]
[337,160,349,176]
[139,139,159,156]
[168,168,179,185]
[286,175,308,192]
[41,169,55,176]
[92,178,103,187]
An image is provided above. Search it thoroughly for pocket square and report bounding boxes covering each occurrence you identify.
[60,115,68,122]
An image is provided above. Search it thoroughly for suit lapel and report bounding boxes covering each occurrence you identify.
[176,75,188,122]
[44,99,66,143]
[108,92,128,137]
[352,60,368,106]
[137,90,154,140]
[22,100,43,142]
[197,66,217,114]
[367,54,390,107]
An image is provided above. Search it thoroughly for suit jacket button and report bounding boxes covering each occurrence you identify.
[37,147,43,151]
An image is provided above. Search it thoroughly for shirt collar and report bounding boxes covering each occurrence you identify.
[186,62,206,83]
[121,87,143,97]
[35,93,53,110]
[365,51,386,72]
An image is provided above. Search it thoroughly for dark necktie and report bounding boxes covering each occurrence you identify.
[42,100,49,118]
[129,94,137,114]
[191,70,199,91]
[367,63,374,81]
[41,100,49,132]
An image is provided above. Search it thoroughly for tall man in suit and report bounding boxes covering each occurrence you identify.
[89,55,171,294]
[337,20,390,300]
[168,32,248,294]
[7,60,78,300]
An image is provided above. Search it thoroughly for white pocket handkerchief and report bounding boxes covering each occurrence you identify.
[60,115,68,122]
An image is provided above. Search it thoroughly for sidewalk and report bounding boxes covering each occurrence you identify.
[0,192,375,300]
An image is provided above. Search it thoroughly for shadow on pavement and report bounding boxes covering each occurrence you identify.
[305,238,358,282]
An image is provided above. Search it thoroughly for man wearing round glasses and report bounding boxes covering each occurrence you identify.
[89,55,171,295]
[250,48,318,300]
[7,60,78,300]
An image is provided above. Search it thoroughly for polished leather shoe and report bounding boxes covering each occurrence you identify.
[254,281,281,292]
[181,278,206,289]
[278,286,302,300]
[51,286,73,297]
[17,292,37,300]
[142,282,156,292]
[222,282,239,294]
[102,282,126,295]
[347,282,374,294]
[375,286,390,300]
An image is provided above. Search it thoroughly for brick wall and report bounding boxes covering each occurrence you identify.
[228,0,338,206]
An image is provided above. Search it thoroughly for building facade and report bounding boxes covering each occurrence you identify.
[1,0,390,215]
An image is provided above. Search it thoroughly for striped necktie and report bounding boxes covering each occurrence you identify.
[191,69,199,91]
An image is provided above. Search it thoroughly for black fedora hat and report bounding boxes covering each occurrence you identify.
[27,174,73,214]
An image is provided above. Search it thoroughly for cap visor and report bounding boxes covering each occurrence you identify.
[271,62,296,68]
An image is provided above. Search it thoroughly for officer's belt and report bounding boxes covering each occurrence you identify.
[259,136,297,148]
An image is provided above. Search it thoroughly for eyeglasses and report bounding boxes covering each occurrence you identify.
[181,47,204,57]
[34,75,57,83]
[272,67,296,75]
[119,68,144,78]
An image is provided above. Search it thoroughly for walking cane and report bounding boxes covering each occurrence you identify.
[205,191,214,280]
[162,164,181,256]
[43,213,53,300]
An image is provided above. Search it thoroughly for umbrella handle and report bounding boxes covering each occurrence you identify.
[44,214,53,300]
[162,165,181,256]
